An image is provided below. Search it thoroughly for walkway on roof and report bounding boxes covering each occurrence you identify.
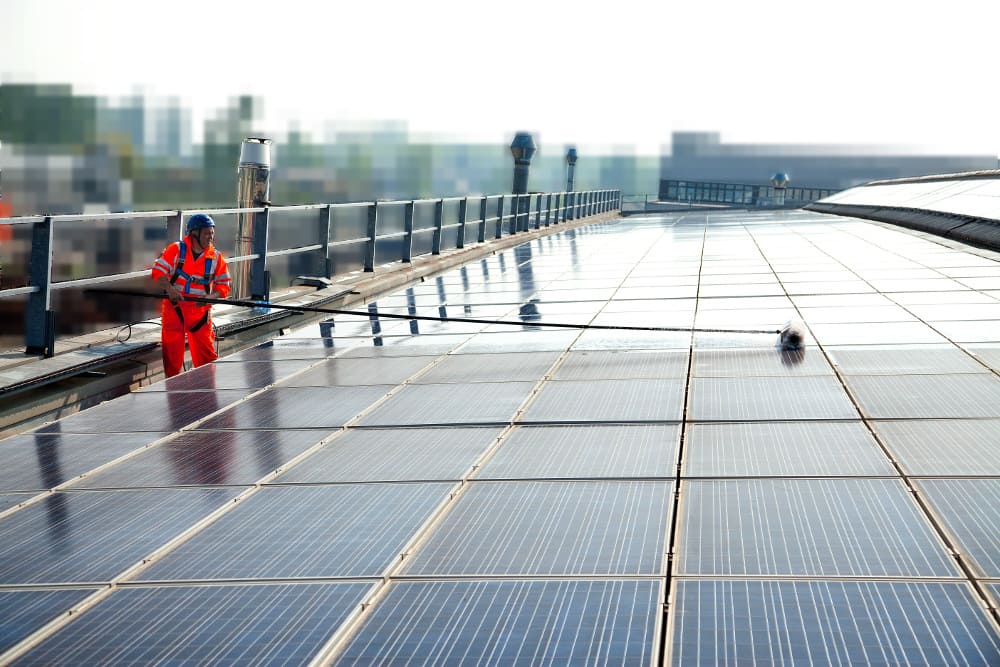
[1,209,999,664]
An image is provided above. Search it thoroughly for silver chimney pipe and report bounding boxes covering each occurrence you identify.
[234,137,272,299]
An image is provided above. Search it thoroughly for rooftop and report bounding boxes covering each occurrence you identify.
[1,195,999,663]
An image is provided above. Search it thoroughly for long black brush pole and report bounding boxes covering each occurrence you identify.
[87,288,782,336]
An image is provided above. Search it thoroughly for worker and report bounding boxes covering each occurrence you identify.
[150,213,231,377]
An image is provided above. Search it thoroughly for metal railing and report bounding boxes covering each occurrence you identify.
[0,189,621,356]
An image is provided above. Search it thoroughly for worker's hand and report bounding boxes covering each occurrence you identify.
[163,283,182,305]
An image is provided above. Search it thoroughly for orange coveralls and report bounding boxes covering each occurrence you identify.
[150,241,231,377]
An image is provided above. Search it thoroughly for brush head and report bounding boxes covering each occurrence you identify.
[779,320,806,350]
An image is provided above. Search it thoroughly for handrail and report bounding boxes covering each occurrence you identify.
[0,189,621,356]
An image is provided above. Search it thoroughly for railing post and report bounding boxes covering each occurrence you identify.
[566,192,575,221]
[544,193,552,227]
[495,195,504,239]
[365,202,378,272]
[533,194,542,229]
[25,216,55,356]
[249,207,270,301]
[402,201,414,262]
[432,198,444,254]
[457,197,468,249]
[166,211,182,243]
[478,197,488,243]
[318,206,332,277]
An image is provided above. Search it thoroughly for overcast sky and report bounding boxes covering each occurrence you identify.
[4,0,999,156]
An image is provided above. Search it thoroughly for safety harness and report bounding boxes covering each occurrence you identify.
[169,240,216,332]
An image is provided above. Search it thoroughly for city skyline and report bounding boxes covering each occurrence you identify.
[5,0,1000,157]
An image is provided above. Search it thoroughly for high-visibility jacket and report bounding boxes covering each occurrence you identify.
[151,240,231,302]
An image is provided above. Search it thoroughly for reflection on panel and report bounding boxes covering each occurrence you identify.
[334,579,661,666]
[916,479,1000,578]
[72,430,326,488]
[197,386,393,430]
[0,432,167,492]
[142,359,318,391]
[273,427,504,483]
[0,588,96,654]
[0,488,241,584]
[34,390,250,434]
[136,484,451,581]
[684,421,893,477]
[678,479,957,577]
[14,583,371,666]
[479,424,680,479]
[669,580,1000,666]
[402,481,673,576]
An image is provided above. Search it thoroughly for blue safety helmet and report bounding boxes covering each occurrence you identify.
[186,213,216,234]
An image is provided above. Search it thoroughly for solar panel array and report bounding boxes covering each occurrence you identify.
[1,209,998,664]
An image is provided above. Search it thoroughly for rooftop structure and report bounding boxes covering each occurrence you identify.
[1,177,999,663]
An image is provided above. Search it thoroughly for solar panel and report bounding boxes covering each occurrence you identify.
[827,344,990,375]
[872,419,1000,476]
[196,385,394,430]
[0,432,167,492]
[478,424,680,479]
[688,376,858,421]
[668,580,1000,666]
[684,421,894,477]
[401,480,673,576]
[915,479,1000,578]
[135,483,451,581]
[13,582,371,666]
[414,351,561,384]
[845,373,1000,419]
[808,321,949,345]
[967,343,1000,372]
[692,347,834,377]
[551,350,689,380]
[72,429,327,489]
[0,588,96,654]
[333,579,661,666]
[357,382,536,427]
[0,488,241,584]
[677,479,959,577]
[931,320,1000,344]
[452,330,580,353]
[279,355,435,387]
[217,338,341,362]
[272,427,504,483]
[520,378,685,423]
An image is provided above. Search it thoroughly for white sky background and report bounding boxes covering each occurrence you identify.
[3,0,1000,157]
